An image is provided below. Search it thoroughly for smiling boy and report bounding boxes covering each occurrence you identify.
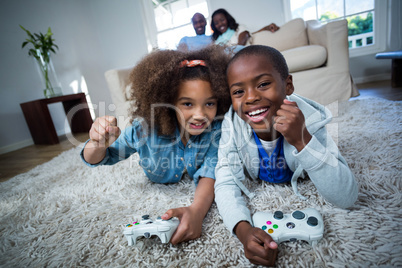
[214,45,358,266]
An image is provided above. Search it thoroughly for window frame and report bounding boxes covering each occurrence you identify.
[283,0,387,58]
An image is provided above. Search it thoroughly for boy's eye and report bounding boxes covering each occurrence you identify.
[258,82,270,88]
[232,89,244,96]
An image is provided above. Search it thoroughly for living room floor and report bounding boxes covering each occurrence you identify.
[0,79,401,183]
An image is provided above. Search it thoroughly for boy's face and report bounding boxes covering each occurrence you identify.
[174,79,217,141]
[227,54,294,140]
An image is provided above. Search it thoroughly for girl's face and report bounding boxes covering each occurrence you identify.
[213,13,228,34]
[174,79,217,143]
[227,54,294,141]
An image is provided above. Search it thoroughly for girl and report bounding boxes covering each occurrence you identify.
[81,45,232,245]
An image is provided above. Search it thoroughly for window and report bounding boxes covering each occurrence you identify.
[152,0,211,50]
[286,0,387,57]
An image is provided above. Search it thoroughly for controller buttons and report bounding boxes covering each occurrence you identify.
[262,225,267,231]
[266,221,272,225]
[268,229,274,234]
[133,222,139,225]
[126,224,133,227]
[286,222,296,229]
[307,216,318,227]
[274,211,284,220]
[292,211,305,220]
[273,224,278,229]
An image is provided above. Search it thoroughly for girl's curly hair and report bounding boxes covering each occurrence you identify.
[128,45,232,136]
[211,8,239,41]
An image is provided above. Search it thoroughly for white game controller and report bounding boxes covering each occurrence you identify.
[123,215,179,245]
[252,208,324,245]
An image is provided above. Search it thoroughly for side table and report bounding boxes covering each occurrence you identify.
[375,50,402,87]
[20,93,93,145]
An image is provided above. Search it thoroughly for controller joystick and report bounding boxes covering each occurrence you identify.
[123,215,179,245]
[252,208,324,245]
[274,211,283,220]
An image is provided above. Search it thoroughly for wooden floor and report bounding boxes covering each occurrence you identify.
[0,133,90,182]
[350,79,402,101]
[0,80,401,183]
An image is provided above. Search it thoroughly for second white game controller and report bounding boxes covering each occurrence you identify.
[252,208,324,245]
[123,215,179,246]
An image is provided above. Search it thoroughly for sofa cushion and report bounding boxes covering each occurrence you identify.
[282,45,327,73]
[251,18,308,51]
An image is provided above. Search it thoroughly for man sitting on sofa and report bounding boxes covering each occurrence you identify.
[177,13,213,51]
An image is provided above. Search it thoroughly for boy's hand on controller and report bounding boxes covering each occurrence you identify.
[235,221,278,267]
[162,206,203,245]
[274,99,312,152]
[89,116,121,148]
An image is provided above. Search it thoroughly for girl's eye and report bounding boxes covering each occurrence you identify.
[183,102,192,107]
[206,102,216,107]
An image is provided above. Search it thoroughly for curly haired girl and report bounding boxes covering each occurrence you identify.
[81,45,232,244]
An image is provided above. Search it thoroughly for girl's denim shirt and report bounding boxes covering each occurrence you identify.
[80,119,222,184]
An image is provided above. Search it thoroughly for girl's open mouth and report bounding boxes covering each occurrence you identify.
[246,108,269,123]
[190,122,206,129]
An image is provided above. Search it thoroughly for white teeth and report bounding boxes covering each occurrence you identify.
[193,123,203,126]
[248,108,267,116]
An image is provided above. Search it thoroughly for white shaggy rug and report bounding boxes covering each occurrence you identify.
[0,98,401,267]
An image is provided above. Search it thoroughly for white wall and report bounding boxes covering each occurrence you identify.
[0,0,399,154]
[0,0,148,153]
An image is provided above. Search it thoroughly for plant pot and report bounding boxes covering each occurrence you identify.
[34,49,63,98]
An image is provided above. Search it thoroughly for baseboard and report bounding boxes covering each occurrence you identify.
[0,138,34,155]
[0,130,70,155]
[353,73,391,84]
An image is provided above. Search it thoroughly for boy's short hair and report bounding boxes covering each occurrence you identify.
[227,45,289,80]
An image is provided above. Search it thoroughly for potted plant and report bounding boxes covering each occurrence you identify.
[20,25,62,98]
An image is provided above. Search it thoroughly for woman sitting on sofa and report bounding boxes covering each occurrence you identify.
[211,8,279,46]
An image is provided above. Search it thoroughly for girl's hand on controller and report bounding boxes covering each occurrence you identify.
[161,206,203,245]
[88,116,121,148]
[235,221,278,266]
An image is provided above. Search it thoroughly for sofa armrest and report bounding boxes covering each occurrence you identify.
[307,19,349,71]
[104,67,134,128]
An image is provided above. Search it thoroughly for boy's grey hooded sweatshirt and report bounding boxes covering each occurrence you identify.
[214,94,358,234]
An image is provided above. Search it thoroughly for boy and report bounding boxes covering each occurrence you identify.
[214,45,358,266]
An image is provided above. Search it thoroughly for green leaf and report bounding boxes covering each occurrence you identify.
[20,25,58,58]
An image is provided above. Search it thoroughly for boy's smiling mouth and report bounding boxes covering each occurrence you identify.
[245,107,269,123]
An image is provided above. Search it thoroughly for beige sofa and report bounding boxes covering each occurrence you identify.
[251,18,359,104]
[104,67,133,129]
[105,18,358,129]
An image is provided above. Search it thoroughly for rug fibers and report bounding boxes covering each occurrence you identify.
[0,98,401,267]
